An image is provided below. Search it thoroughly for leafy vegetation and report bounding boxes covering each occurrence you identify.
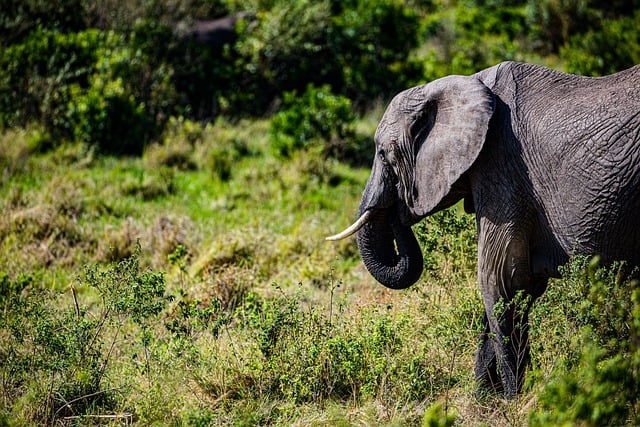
[1,0,639,425]
[270,85,357,159]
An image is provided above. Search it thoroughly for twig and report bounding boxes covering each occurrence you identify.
[53,387,124,420]
[61,412,134,425]
[70,283,80,318]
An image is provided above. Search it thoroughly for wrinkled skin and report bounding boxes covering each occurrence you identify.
[339,62,640,397]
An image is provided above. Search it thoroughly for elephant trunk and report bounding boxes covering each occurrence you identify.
[356,208,424,290]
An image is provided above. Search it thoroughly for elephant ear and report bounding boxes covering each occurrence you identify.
[404,75,495,216]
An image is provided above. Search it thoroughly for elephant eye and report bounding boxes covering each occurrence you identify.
[378,149,387,162]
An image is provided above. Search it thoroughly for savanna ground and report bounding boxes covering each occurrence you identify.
[2,0,640,425]
[2,116,640,426]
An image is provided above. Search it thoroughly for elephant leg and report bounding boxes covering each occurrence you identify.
[489,294,533,397]
[475,311,502,395]
[476,221,534,397]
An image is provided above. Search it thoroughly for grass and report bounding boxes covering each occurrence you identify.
[1,117,639,426]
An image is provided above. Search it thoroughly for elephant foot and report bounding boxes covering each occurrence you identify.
[474,353,504,398]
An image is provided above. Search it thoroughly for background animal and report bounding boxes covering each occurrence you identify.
[328,61,640,396]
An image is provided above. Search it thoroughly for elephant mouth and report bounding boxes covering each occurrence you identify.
[326,204,416,241]
[326,205,424,290]
[326,210,373,241]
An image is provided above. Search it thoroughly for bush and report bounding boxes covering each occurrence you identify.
[0,28,170,153]
[0,29,102,131]
[529,257,640,426]
[328,0,423,103]
[561,11,640,76]
[234,0,423,114]
[0,0,87,46]
[525,0,596,54]
[232,288,452,405]
[270,84,355,158]
[414,206,478,280]
[233,0,335,114]
[0,245,170,424]
[420,5,526,80]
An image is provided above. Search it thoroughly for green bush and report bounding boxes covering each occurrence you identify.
[0,0,88,46]
[525,0,596,53]
[235,288,450,405]
[234,0,422,114]
[0,29,102,131]
[414,206,478,280]
[328,0,424,103]
[561,11,640,76]
[0,245,169,424]
[420,4,526,80]
[270,84,355,158]
[0,28,169,153]
[529,257,640,426]
[233,0,335,114]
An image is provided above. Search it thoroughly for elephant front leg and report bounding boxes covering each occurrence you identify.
[476,224,535,397]
[485,293,533,397]
[475,311,502,394]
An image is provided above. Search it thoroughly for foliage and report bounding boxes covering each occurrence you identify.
[0,29,164,154]
[0,29,101,131]
[524,0,596,53]
[415,206,478,280]
[421,4,527,79]
[233,0,335,112]
[529,257,640,426]
[270,84,355,158]
[191,278,473,416]
[0,0,88,46]
[233,0,423,113]
[422,401,457,427]
[327,0,424,103]
[0,244,170,424]
[561,10,640,76]
[2,0,639,148]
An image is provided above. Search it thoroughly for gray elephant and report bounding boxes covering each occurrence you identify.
[327,61,640,397]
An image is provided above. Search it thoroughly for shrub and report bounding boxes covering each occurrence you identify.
[230,0,334,115]
[420,5,526,80]
[235,288,447,405]
[0,0,87,46]
[66,78,154,155]
[529,257,640,426]
[0,245,170,424]
[328,0,423,102]
[414,206,478,280]
[524,0,596,54]
[561,11,640,76]
[0,28,172,153]
[0,29,102,131]
[64,28,177,154]
[234,0,422,114]
[270,84,355,158]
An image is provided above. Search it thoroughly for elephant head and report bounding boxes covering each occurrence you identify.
[328,76,495,289]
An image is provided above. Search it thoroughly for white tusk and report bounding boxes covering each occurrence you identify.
[325,210,372,241]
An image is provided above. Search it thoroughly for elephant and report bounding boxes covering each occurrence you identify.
[327,61,640,397]
[188,13,255,53]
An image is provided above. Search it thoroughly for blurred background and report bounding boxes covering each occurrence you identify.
[2,0,639,155]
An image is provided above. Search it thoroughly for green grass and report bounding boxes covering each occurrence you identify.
[1,118,639,426]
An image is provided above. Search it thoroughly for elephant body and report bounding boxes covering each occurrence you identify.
[476,63,640,271]
[189,13,254,51]
[328,61,640,396]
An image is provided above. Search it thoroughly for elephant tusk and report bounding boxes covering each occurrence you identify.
[325,210,372,241]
